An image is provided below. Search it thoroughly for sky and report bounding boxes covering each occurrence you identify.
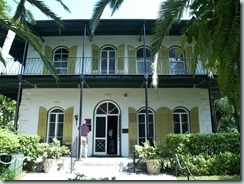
[8,0,164,20]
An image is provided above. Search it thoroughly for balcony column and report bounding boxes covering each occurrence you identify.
[14,41,28,130]
[143,21,150,141]
[78,23,87,160]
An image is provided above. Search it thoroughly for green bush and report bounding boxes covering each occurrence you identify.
[166,133,240,176]
[0,128,20,154]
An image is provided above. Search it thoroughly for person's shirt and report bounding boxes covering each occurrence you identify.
[81,124,89,136]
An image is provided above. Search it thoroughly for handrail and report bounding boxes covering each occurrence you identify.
[174,154,195,180]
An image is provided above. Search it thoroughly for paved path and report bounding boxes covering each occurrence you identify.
[19,157,177,180]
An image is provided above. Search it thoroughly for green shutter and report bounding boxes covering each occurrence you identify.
[155,107,173,144]
[68,45,77,74]
[158,46,169,74]
[37,107,48,142]
[117,44,125,73]
[185,46,193,74]
[63,107,74,144]
[92,44,99,73]
[190,107,200,133]
[128,107,137,156]
[127,45,136,74]
[43,46,52,74]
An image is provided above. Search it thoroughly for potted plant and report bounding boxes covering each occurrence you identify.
[39,138,70,173]
[135,140,166,174]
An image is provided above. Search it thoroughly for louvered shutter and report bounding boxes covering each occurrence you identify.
[127,45,136,74]
[155,107,173,144]
[37,107,48,142]
[43,46,52,74]
[190,107,200,133]
[63,107,74,144]
[128,107,137,156]
[92,44,99,73]
[185,46,193,74]
[68,45,77,74]
[158,46,169,74]
[117,44,125,73]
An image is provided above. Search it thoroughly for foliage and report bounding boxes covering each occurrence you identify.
[166,133,240,176]
[39,138,70,159]
[0,95,16,129]
[0,168,17,180]
[135,140,167,169]
[0,128,19,154]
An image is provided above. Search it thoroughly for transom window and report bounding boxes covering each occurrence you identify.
[136,47,152,74]
[169,47,186,74]
[47,108,64,144]
[138,108,154,145]
[101,46,116,74]
[173,107,189,134]
[53,47,68,74]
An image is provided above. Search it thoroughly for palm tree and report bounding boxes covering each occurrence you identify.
[0,0,70,80]
[90,0,240,128]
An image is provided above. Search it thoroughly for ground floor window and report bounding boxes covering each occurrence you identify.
[173,107,189,134]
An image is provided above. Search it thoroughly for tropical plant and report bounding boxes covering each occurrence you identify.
[0,0,71,80]
[135,140,167,169]
[90,0,240,131]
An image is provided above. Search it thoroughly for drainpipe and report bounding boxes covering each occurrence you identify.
[14,41,28,130]
[143,21,149,140]
[78,23,86,160]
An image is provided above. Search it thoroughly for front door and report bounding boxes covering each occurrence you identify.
[93,101,120,156]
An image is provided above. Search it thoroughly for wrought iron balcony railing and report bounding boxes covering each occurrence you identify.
[0,57,206,76]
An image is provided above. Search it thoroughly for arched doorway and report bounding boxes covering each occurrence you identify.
[93,101,120,156]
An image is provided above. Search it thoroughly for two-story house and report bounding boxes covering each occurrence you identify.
[0,19,218,157]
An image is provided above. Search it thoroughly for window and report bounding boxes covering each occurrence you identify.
[138,108,154,145]
[53,47,68,74]
[173,107,189,134]
[47,108,64,144]
[101,46,116,74]
[136,47,152,74]
[169,47,186,74]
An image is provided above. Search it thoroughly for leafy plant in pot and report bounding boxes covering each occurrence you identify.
[135,140,166,174]
[39,138,70,173]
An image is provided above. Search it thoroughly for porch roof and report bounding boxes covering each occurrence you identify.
[0,19,187,60]
[0,74,218,100]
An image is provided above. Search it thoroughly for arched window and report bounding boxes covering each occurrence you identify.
[173,107,189,134]
[169,47,186,74]
[136,47,152,74]
[101,46,116,74]
[53,47,69,74]
[47,108,64,144]
[138,108,155,145]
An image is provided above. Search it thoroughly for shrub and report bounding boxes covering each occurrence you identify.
[0,128,19,154]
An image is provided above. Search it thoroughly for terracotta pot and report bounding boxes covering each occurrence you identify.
[43,159,56,173]
[146,160,160,174]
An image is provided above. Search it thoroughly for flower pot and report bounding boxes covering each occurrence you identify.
[43,158,57,173]
[146,160,160,174]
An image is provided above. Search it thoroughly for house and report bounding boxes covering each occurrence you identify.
[0,19,219,157]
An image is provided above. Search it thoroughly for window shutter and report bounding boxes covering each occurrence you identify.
[155,107,173,144]
[37,106,48,142]
[128,107,137,156]
[117,44,125,73]
[43,46,52,74]
[185,46,193,74]
[92,44,99,73]
[127,45,136,74]
[190,107,200,133]
[63,107,74,144]
[159,46,169,74]
[68,45,77,74]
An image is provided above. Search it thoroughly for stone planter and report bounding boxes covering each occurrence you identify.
[43,158,57,173]
[146,160,160,174]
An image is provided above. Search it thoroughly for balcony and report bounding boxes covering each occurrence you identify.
[0,57,206,76]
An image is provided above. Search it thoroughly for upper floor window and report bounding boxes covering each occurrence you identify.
[173,107,189,134]
[47,108,64,144]
[137,47,152,74]
[169,47,186,74]
[101,46,116,74]
[138,108,155,145]
[53,47,68,74]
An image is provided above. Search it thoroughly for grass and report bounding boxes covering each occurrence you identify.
[177,175,240,180]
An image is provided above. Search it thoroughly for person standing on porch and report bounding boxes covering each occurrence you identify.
[79,119,90,158]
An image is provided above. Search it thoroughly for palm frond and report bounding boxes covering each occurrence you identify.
[109,0,124,16]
